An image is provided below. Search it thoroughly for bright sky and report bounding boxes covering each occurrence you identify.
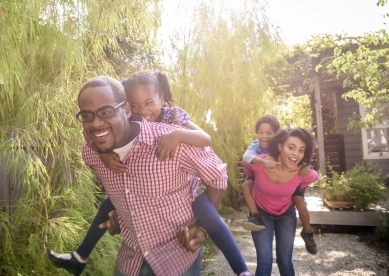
[160,0,388,46]
[267,0,388,45]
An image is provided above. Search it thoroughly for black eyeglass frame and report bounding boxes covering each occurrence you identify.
[76,101,127,123]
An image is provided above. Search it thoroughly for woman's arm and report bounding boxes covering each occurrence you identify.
[300,169,319,188]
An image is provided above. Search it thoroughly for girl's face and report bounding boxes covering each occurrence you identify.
[127,85,164,122]
[256,123,276,149]
[278,136,306,169]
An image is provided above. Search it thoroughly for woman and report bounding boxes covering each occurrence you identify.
[243,128,318,276]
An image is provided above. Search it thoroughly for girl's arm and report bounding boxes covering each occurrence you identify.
[156,120,211,161]
[83,130,127,173]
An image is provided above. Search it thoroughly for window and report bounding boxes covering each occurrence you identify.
[359,104,389,159]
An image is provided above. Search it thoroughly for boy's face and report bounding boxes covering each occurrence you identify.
[256,123,275,149]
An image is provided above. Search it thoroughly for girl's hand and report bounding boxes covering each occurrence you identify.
[99,152,127,173]
[298,165,311,176]
[156,130,181,161]
[263,159,280,169]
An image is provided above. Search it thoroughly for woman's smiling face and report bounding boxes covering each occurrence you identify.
[278,136,306,169]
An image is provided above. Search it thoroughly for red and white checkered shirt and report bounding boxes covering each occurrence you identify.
[82,117,228,276]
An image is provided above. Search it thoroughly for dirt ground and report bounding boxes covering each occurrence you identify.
[200,205,389,276]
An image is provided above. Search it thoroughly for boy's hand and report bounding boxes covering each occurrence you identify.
[263,159,280,169]
[99,152,127,173]
[298,165,311,176]
[156,131,180,161]
[177,226,206,252]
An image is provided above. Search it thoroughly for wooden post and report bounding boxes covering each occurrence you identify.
[313,78,326,176]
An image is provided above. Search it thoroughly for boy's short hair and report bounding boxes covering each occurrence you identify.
[254,115,280,133]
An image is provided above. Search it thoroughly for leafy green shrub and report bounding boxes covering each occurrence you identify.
[345,162,386,210]
[320,162,386,210]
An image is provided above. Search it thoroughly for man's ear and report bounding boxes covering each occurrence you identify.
[124,102,131,118]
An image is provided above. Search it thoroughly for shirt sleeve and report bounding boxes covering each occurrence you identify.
[242,140,259,164]
[300,169,319,188]
[180,144,228,190]
[162,107,190,126]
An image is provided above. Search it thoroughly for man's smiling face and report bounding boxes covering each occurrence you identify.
[78,85,130,154]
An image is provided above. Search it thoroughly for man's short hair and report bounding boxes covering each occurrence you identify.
[78,76,127,104]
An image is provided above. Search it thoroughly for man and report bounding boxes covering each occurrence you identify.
[64,76,227,275]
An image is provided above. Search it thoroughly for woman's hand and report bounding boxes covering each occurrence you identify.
[177,226,206,252]
[99,152,127,173]
[156,130,181,161]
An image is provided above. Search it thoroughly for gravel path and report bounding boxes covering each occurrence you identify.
[201,205,389,276]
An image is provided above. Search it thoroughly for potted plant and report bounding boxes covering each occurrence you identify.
[320,162,386,210]
[319,168,353,208]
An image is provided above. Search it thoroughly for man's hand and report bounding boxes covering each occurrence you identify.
[99,210,121,235]
[99,152,127,173]
[177,226,206,252]
[156,130,181,161]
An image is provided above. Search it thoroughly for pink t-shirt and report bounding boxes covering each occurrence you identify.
[243,154,318,215]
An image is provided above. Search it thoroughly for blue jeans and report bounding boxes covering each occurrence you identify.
[112,247,203,276]
[77,198,115,257]
[251,205,296,276]
[192,192,247,274]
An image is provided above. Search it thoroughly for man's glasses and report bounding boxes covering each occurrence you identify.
[76,101,126,123]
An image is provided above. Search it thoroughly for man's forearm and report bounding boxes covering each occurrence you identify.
[205,186,224,209]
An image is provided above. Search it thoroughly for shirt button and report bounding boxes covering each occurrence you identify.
[125,189,130,194]
[144,251,149,257]
[137,233,141,238]
[131,211,135,215]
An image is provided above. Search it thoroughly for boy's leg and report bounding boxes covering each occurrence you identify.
[241,179,259,215]
[47,198,116,274]
[192,192,250,275]
[292,187,317,255]
[293,195,310,233]
[241,179,266,232]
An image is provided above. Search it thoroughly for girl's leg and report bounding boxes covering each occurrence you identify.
[192,192,248,275]
[251,207,275,276]
[274,205,296,276]
[76,197,116,258]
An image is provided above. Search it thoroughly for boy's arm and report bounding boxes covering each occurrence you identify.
[242,141,259,164]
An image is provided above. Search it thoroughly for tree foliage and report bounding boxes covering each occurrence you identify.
[164,0,293,206]
[0,0,161,274]
[284,27,389,135]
